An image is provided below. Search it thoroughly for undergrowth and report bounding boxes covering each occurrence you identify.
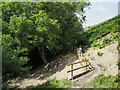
[32,78,74,89]
[86,73,120,88]
[97,52,103,56]
[82,15,119,48]
[90,34,118,49]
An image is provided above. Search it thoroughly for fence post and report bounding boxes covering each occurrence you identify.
[84,55,86,70]
[71,64,73,79]
[81,52,83,64]
[86,59,88,70]
[77,49,80,60]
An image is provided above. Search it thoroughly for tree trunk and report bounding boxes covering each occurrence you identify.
[40,45,47,64]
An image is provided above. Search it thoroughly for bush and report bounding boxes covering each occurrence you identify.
[97,52,103,56]
[2,34,30,84]
[103,37,113,44]
[90,41,98,47]
[91,41,106,49]
[117,59,120,70]
[87,74,120,88]
[98,44,106,49]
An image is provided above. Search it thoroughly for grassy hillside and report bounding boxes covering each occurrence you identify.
[83,15,120,88]
[81,15,120,47]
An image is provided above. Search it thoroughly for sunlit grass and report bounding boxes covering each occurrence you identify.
[86,73,120,88]
[32,78,74,89]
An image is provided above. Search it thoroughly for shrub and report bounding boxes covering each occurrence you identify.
[90,41,98,47]
[87,74,120,88]
[97,52,103,56]
[98,44,106,49]
[2,34,30,84]
[117,59,120,70]
[103,37,113,44]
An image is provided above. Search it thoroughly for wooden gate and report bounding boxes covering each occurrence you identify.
[67,48,89,79]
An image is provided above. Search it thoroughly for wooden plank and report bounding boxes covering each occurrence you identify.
[84,55,85,64]
[67,65,89,73]
[67,60,89,66]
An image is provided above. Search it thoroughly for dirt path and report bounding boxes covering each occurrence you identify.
[9,53,79,88]
[9,42,118,89]
[9,53,103,89]
[68,42,118,88]
[68,55,103,88]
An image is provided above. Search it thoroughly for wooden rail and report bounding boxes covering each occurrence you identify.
[67,48,88,79]
[67,65,89,73]
[67,60,89,66]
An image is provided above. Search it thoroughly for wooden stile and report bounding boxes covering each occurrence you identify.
[67,48,89,79]
[67,65,89,73]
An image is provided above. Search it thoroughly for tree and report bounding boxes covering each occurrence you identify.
[2,2,90,64]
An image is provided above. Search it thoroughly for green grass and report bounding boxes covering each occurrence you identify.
[103,37,113,44]
[82,15,119,48]
[32,78,74,89]
[90,35,118,49]
[117,59,120,70]
[97,52,103,56]
[86,73,120,88]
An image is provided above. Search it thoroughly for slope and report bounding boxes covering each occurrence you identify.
[81,15,120,47]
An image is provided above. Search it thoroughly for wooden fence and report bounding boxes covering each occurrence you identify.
[67,48,89,79]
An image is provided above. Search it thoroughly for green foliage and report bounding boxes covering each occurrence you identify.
[90,35,117,49]
[2,2,89,53]
[117,36,120,51]
[83,15,120,46]
[103,37,113,44]
[90,40,105,49]
[91,41,102,47]
[87,74,120,88]
[33,78,73,89]
[2,34,30,83]
[117,59,120,70]
[97,52,103,56]
[2,2,90,86]
[112,34,118,41]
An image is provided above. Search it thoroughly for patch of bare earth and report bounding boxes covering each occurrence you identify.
[87,42,118,76]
